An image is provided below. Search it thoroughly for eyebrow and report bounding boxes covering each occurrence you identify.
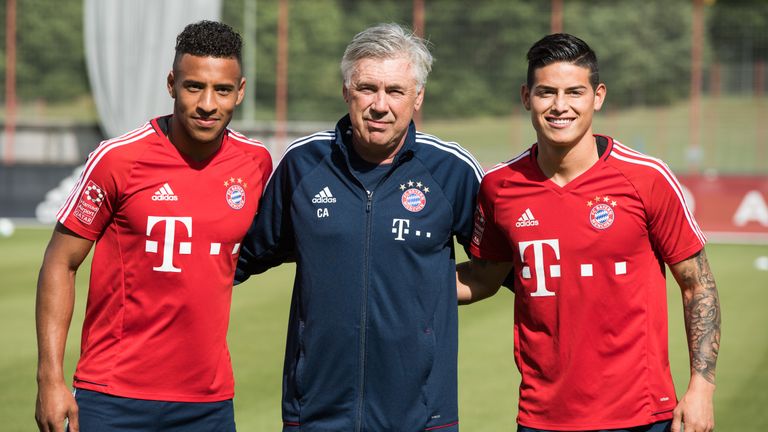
[385,83,407,91]
[182,79,236,89]
[535,84,588,91]
[353,79,409,90]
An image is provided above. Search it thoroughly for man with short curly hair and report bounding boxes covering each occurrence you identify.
[35,20,272,431]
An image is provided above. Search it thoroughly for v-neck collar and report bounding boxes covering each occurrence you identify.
[151,115,228,169]
[530,135,613,194]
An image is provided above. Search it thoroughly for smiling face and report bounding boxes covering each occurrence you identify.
[343,56,424,164]
[521,61,606,151]
[167,54,245,157]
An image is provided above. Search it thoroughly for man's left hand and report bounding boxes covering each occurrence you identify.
[671,374,715,432]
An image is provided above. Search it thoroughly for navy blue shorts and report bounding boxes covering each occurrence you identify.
[517,419,671,432]
[71,388,236,432]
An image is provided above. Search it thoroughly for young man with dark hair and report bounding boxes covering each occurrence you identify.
[35,20,271,432]
[457,33,721,432]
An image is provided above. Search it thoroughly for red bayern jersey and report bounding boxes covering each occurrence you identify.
[470,135,705,430]
[57,116,272,402]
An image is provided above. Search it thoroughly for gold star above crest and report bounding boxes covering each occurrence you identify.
[423,187,430,193]
[611,200,617,207]
[224,180,230,187]
[407,180,414,187]
[594,196,601,202]
[587,200,593,207]
[603,196,611,202]
[230,177,235,183]
[237,178,243,184]
[400,184,406,191]
[416,181,423,188]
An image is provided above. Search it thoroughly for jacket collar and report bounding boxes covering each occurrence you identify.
[333,114,416,165]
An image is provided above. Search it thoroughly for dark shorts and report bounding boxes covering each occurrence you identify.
[517,420,671,432]
[71,388,236,432]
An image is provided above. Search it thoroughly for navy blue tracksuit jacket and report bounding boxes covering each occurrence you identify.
[236,115,483,432]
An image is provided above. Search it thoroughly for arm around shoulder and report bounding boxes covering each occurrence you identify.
[456,257,512,305]
[235,159,295,285]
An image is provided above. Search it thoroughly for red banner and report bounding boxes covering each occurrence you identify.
[678,175,768,243]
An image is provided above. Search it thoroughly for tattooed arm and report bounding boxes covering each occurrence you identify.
[668,248,721,432]
[456,258,513,305]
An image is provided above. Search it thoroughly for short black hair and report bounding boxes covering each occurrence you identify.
[174,20,242,68]
[526,33,599,90]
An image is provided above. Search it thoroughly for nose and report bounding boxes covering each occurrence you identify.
[370,90,388,114]
[197,89,217,115]
[551,92,568,113]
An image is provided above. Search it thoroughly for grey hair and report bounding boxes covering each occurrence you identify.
[341,23,434,92]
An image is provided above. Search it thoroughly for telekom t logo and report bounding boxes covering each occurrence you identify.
[145,216,192,272]
[392,218,410,241]
[518,239,560,297]
[392,218,431,241]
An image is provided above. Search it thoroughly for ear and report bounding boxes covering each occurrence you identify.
[593,83,607,111]
[235,77,246,106]
[520,84,531,111]
[413,86,425,112]
[167,71,176,98]
[342,85,349,103]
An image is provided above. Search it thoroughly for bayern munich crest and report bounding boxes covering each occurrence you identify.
[587,195,617,230]
[399,180,429,212]
[224,177,247,210]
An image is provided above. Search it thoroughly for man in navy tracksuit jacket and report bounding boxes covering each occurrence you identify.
[236,24,483,431]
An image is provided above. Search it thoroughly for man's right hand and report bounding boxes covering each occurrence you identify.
[456,258,512,305]
[35,225,93,432]
[35,381,79,432]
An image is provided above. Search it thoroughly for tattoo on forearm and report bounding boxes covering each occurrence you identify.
[679,250,721,384]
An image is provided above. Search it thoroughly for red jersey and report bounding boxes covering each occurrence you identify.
[57,116,272,402]
[470,135,705,430]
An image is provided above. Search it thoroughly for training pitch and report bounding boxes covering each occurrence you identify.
[1,228,766,431]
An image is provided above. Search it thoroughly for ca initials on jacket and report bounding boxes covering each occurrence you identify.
[143,216,240,273]
[520,239,628,297]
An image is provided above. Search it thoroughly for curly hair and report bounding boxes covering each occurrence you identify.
[174,20,242,68]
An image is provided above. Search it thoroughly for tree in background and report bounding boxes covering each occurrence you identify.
[4,1,767,121]
[710,1,768,63]
[223,0,413,121]
[709,1,768,95]
[565,0,692,107]
[0,0,88,103]
[425,0,548,117]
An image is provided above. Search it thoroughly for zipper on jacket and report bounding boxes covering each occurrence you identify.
[355,189,374,432]
[353,153,408,432]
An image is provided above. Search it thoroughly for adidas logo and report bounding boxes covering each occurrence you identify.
[515,208,539,227]
[312,186,337,204]
[151,183,179,201]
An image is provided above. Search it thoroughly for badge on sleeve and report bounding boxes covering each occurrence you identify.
[74,181,106,225]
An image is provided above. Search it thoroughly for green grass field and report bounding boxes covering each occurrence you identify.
[1,227,766,431]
